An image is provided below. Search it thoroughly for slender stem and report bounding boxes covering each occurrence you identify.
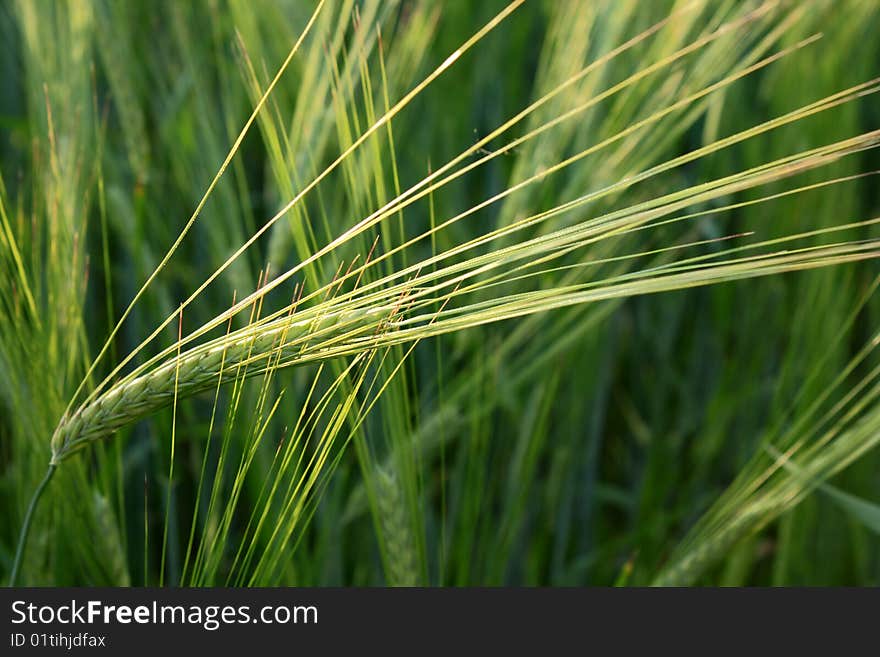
[8,464,57,586]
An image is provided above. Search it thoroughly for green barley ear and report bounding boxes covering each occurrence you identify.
[92,492,131,586]
[375,467,420,587]
[49,305,389,464]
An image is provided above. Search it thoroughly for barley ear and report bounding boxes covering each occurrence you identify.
[376,467,420,587]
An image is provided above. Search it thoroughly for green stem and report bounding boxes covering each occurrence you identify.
[8,464,57,586]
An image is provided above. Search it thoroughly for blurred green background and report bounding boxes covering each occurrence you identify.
[1,0,879,586]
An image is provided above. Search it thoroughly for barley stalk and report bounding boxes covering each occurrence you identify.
[8,465,56,586]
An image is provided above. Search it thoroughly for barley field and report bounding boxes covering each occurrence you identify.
[2,0,879,586]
